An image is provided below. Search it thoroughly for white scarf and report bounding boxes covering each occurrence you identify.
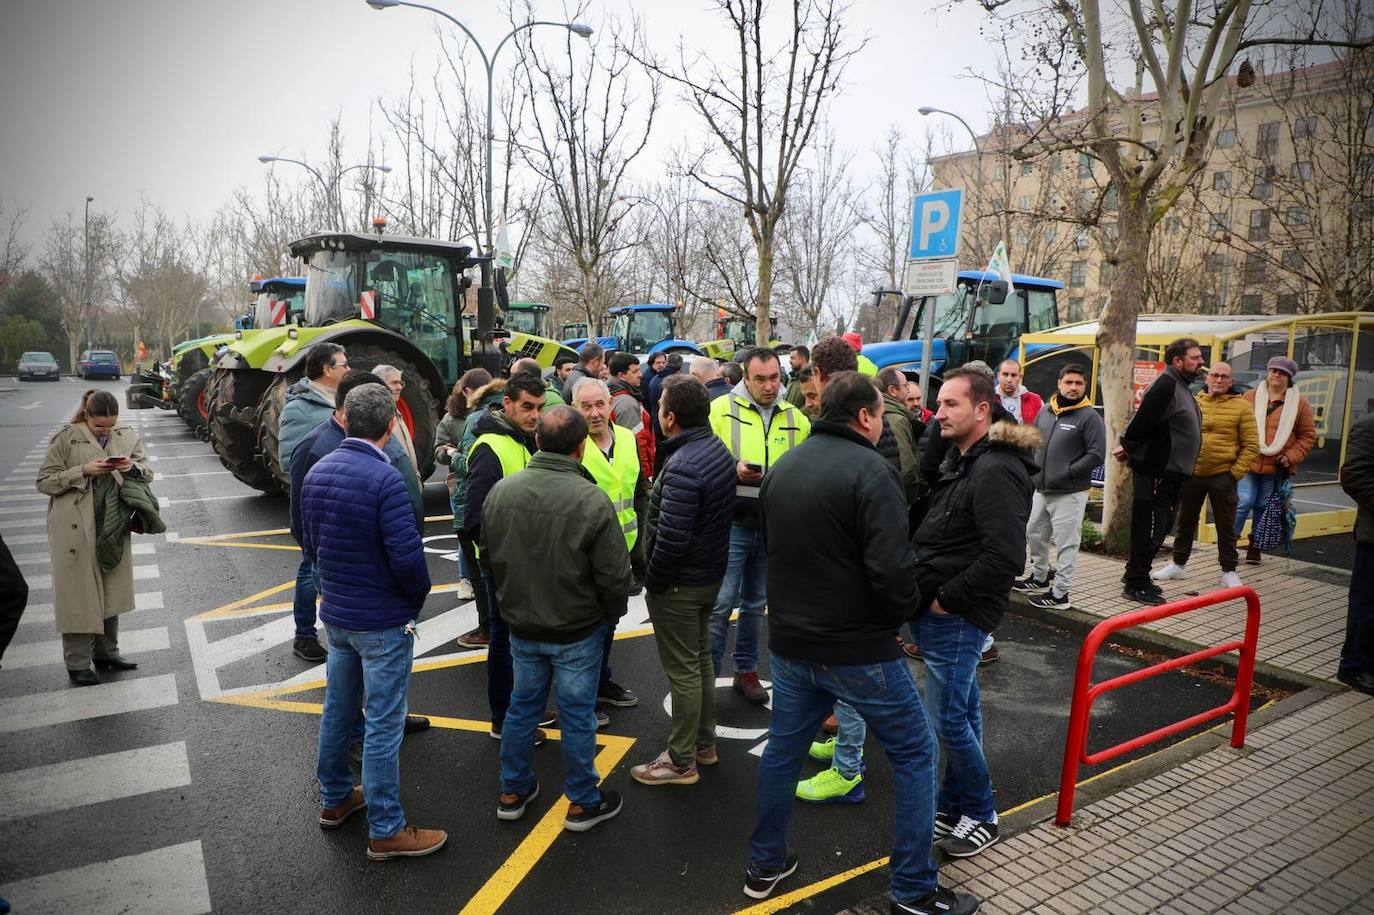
[1255,383,1301,457]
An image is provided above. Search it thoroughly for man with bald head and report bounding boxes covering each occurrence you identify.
[691,356,733,400]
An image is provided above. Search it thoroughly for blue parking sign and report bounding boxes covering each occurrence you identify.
[908,189,964,260]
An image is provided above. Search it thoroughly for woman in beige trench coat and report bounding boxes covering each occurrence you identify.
[36,389,153,686]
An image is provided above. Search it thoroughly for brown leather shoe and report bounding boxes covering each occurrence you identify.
[367,824,448,860]
[319,786,367,829]
[733,672,769,705]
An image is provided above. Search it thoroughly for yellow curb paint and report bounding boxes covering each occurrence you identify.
[177,540,301,552]
[460,735,636,915]
[188,580,297,621]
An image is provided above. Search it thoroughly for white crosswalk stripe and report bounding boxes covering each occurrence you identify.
[1,626,170,671]
[18,590,163,627]
[0,674,179,733]
[0,741,191,822]
[0,839,211,914]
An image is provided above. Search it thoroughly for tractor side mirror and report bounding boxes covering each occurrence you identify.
[987,281,1009,305]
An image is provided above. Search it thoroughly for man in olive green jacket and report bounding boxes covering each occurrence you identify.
[1153,362,1260,589]
[481,406,634,831]
[877,366,920,506]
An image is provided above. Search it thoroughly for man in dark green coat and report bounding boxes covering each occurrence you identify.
[877,366,920,506]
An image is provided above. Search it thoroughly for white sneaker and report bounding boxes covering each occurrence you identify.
[1220,571,1242,589]
[455,579,475,600]
[1151,562,1187,582]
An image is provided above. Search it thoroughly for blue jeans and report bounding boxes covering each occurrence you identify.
[293,553,318,640]
[750,653,939,904]
[915,610,995,822]
[1236,472,1277,540]
[832,700,865,778]
[317,623,414,839]
[484,571,513,726]
[501,625,605,807]
[710,523,768,675]
[599,623,617,689]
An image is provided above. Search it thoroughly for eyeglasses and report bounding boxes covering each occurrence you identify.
[331,360,349,369]
[1206,372,1231,379]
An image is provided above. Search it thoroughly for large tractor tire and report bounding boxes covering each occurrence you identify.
[207,367,278,494]
[346,343,440,484]
[177,367,212,436]
[256,373,299,494]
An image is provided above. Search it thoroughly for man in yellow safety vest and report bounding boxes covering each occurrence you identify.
[571,377,645,718]
[707,347,811,703]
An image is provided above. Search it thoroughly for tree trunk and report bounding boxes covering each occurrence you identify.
[1097,197,1150,553]
[755,231,774,345]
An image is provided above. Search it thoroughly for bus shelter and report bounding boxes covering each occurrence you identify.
[1017,312,1374,540]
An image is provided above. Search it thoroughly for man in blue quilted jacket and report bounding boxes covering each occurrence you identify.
[630,375,737,786]
[301,383,445,862]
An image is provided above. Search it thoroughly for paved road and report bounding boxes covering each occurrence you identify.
[0,378,1269,914]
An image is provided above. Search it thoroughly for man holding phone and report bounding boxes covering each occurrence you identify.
[706,347,811,703]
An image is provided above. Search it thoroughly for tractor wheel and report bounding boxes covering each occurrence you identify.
[255,373,299,494]
[346,343,440,483]
[178,367,212,435]
[207,367,279,494]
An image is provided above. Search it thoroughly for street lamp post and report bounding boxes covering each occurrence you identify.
[256,155,392,230]
[366,0,591,377]
[917,106,984,261]
[83,195,94,355]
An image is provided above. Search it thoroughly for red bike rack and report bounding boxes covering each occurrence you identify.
[1056,585,1261,827]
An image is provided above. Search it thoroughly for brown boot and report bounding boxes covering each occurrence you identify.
[733,672,769,705]
[367,824,448,861]
[1245,544,1262,564]
[319,786,367,829]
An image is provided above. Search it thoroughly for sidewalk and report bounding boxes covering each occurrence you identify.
[841,547,1374,915]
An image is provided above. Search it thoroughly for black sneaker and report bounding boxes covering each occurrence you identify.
[941,816,999,858]
[293,638,327,662]
[1122,585,1166,606]
[933,811,957,840]
[595,705,610,728]
[539,709,559,728]
[489,723,547,747]
[1012,574,1049,593]
[892,886,981,915]
[564,789,623,832]
[598,680,639,707]
[1029,591,1072,611]
[497,781,540,821]
[403,714,431,733]
[744,853,799,900]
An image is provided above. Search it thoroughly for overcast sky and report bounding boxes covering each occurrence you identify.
[1,0,1030,255]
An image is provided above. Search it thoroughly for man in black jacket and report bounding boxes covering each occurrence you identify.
[912,367,1037,862]
[744,372,978,915]
[1112,337,1204,604]
[631,375,738,785]
[1338,412,1374,695]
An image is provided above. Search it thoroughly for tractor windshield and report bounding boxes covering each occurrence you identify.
[613,310,673,354]
[502,308,548,338]
[305,249,456,333]
[721,319,757,346]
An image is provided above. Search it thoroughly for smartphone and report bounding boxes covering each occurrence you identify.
[744,462,763,473]
[104,455,127,465]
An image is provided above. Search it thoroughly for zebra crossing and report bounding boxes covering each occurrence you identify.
[1,412,212,914]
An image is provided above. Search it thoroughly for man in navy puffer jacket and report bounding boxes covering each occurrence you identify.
[630,375,738,785]
[300,384,444,862]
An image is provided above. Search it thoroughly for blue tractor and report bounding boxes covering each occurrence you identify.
[560,303,703,358]
[862,270,1063,404]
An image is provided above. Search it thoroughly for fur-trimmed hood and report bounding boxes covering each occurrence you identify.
[467,377,507,411]
[988,418,1042,453]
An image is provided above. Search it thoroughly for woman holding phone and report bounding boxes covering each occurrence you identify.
[36,389,153,685]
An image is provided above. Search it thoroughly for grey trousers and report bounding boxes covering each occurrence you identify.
[63,616,120,670]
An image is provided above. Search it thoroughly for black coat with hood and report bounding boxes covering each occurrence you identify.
[913,419,1039,634]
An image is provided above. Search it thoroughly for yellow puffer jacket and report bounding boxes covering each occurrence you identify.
[1193,389,1261,480]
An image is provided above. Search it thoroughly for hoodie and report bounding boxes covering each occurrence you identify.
[1031,394,1106,494]
[998,384,1044,425]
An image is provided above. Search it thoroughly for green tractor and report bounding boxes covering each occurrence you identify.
[500,301,551,338]
[207,232,576,494]
[697,313,786,360]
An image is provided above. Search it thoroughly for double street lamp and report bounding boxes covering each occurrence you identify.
[256,155,392,230]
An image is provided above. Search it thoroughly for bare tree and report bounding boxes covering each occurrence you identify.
[41,207,120,369]
[858,126,930,337]
[637,0,865,345]
[0,198,30,300]
[967,0,1374,547]
[113,200,210,356]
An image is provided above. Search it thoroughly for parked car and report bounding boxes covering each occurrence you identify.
[16,351,61,381]
[77,350,121,380]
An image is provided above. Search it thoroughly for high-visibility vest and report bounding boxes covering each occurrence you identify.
[857,354,878,377]
[467,430,532,555]
[708,392,810,498]
[581,424,640,548]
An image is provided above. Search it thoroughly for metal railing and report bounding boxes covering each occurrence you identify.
[1056,585,1261,827]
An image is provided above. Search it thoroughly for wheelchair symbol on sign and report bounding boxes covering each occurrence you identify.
[662,677,774,757]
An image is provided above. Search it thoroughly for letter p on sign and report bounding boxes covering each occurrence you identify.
[908,188,964,261]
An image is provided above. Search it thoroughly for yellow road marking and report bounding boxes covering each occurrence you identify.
[188,580,297,621]
[461,734,637,915]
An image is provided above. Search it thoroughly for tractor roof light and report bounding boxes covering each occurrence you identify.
[288,327,299,339]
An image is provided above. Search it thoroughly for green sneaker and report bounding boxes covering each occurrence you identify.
[795,767,865,804]
[808,737,836,761]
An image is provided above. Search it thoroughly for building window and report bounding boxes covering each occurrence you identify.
[1216,127,1236,149]
[1276,294,1298,314]
[1020,161,1034,176]
[994,162,1006,180]
[1281,249,1304,271]
[1249,209,1270,241]
[1290,160,1312,181]
[1209,212,1230,234]
[1077,188,1094,211]
[1213,170,1232,191]
[1102,222,1119,243]
[1048,192,1061,209]
[1240,293,1263,313]
[1068,296,1084,318]
[1244,252,1266,284]
[1164,216,1182,235]
[1257,122,1280,158]
[1074,230,1090,251]
[1043,225,1058,243]
[1205,252,1227,273]
[1015,229,1030,247]
[1286,206,1308,226]
[1050,157,1064,174]
[1252,166,1276,199]
[1103,185,1118,211]
[1016,195,1031,210]
[1070,260,1088,287]
[1293,116,1318,140]
[1078,152,1093,178]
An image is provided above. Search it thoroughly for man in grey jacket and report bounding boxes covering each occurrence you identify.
[1015,363,1105,611]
